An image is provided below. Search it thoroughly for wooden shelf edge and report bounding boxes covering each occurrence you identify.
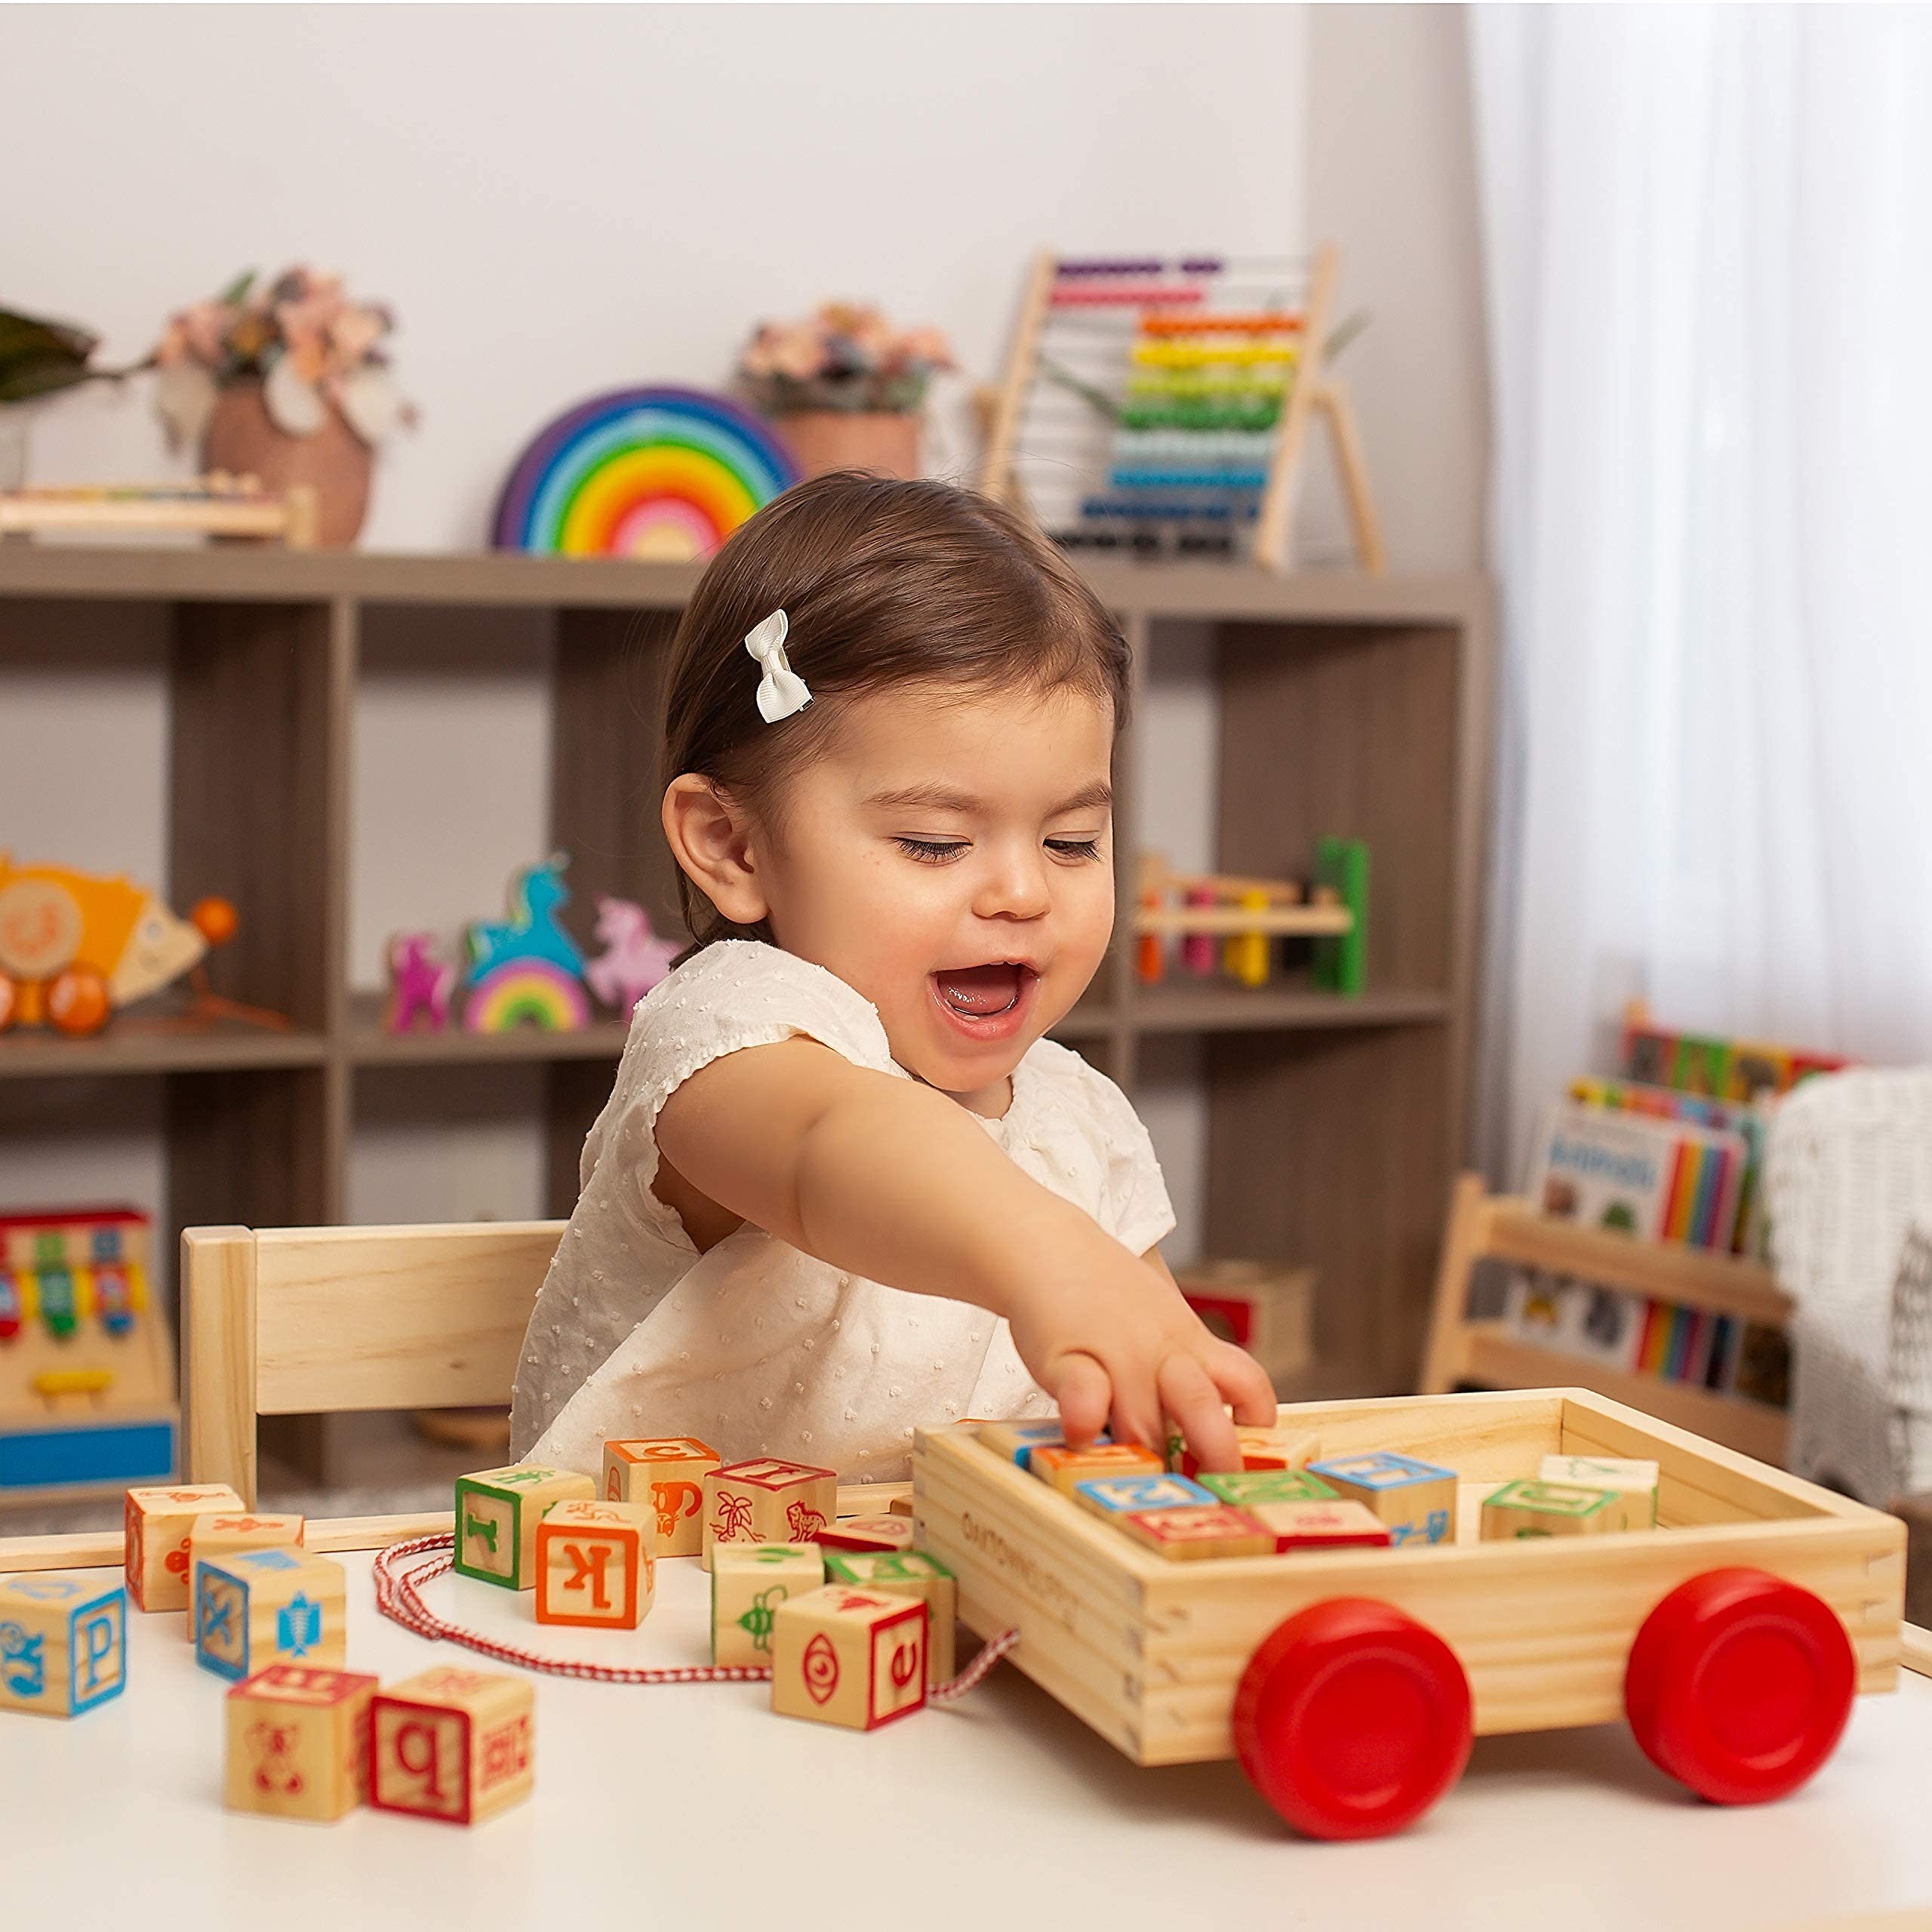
[1463,1327,1789,1466]
[0,1026,331,1081]
[1129,986,1451,1035]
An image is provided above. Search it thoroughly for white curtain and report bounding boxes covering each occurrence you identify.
[1470,4,1932,1184]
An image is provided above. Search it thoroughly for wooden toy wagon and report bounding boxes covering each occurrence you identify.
[911,1388,1906,1840]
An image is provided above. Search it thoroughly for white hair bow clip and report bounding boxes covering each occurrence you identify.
[744,608,811,723]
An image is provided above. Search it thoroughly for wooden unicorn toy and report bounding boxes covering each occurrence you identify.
[584,897,680,1018]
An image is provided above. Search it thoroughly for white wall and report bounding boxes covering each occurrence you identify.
[1,4,1485,1260]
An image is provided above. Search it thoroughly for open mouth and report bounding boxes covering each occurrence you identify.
[931,961,1035,1020]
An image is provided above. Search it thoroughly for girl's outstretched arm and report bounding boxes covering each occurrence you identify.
[655,1036,1274,1471]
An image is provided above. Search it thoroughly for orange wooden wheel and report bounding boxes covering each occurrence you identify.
[0,973,16,1032]
[48,966,112,1036]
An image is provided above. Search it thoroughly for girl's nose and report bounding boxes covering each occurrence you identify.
[973,844,1051,920]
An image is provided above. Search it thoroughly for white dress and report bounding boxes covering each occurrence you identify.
[511,940,1177,1483]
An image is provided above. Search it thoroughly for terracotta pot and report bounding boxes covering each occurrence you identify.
[775,409,922,483]
[202,380,373,547]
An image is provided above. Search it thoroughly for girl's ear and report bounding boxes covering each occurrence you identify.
[662,774,769,927]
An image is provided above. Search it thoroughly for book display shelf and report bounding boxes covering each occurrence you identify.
[0,546,1491,1484]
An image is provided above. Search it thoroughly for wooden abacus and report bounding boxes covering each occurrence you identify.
[0,475,318,547]
[980,245,1385,572]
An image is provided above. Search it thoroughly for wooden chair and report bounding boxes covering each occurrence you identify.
[181,1220,565,1506]
[1420,1172,1793,1466]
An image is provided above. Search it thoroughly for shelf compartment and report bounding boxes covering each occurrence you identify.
[0,1008,329,1080]
[1131,983,1449,1035]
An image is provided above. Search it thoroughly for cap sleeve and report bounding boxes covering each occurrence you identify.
[1055,1046,1178,1256]
[605,940,903,1246]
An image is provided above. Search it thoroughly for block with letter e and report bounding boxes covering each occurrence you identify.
[823,1548,958,1687]
[602,1436,721,1558]
[1307,1452,1458,1546]
[0,1572,126,1718]
[771,1584,928,1731]
[454,1464,595,1590]
[535,1498,656,1629]
[225,1663,378,1822]
[368,1666,534,1826]
[702,1458,838,1571]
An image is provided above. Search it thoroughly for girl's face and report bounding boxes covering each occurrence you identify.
[755,679,1116,1116]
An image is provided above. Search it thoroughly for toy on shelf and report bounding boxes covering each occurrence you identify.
[915,1387,1900,1839]
[1133,843,1368,995]
[980,245,1384,572]
[383,934,457,1032]
[1620,1001,1849,1103]
[0,1208,177,1506]
[491,386,798,561]
[225,1665,379,1822]
[0,855,238,1037]
[0,474,318,548]
[0,1571,127,1718]
[583,896,680,1018]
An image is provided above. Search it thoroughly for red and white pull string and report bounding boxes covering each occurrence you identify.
[371,1533,1018,1700]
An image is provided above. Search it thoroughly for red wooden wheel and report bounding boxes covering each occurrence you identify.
[48,966,111,1036]
[1625,1567,1855,1804]
[1232,1598,1473,1840]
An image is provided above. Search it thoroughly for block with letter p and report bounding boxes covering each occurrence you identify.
[771,1584,928,1731]
[602,1436,721,1558]
[535,1498,655,1628]
[454,1464,595,1590]
[0,1572,126,1718]
[702,1458,838,1571]
[368,1666,534,1826]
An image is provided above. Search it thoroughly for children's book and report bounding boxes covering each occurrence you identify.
[1620,1002,1847,1104]
[1527,1101,1749,1254]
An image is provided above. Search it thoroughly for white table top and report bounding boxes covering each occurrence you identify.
[3,1548,1930,1932]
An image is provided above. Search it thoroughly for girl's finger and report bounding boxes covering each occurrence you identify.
[1107,1371,1168,1458]
[1159,1353,1241,1472]
[1051,1351,1113,1451]
[1212,1343,1279,1428]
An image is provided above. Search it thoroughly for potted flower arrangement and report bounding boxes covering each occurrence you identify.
[151,267,412,546]
[0,304,138,488]
[734,301,952,482]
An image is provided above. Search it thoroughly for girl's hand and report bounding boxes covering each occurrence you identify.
[999,1229,1278,1473]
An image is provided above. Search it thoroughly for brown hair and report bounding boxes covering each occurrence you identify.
[661,470,1131,959]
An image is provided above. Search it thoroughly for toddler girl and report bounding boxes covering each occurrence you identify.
[510,472,1274,1481]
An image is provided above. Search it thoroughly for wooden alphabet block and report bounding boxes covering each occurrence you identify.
[819,1513,915,1554]
[454,1464,595,1590]
[1251,1499,1393,1552]
[1481,1478,1623,1540]
[602,1436,721,1558]
[770,1583,928,1731]
[122,1483,245,1612]
[710,1543,826,1668]
[1029,1441,1164,1497]
[823,1549,958,1687]
[196,1548,346,1682]
[1195,1469,1339,1509]
[368,1666,534,1826]
[701,1458,838,1571]
[1307,1452,1457,1547]
[0,1572,126,1718]
[1073,1472,1217,1521]
[1539,1454,1659,1532]
[1168,1426,1322,1480]
[1118,1503,1276,1561]
[187,1512,307,1644]
[225,1663,378,1822]
[535,1499,656,1629]
[977,1418,1073,1469]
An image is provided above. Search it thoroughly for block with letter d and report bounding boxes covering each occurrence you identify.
[771,1584,928,1732]
[454,1464,595,1590]
[535,1498,655,1629]
[368,1666,534,1826]
[0,1572,126,1718]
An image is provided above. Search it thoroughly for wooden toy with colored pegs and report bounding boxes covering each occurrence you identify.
[225,1664,380,1823]
[454,1465,595,1589]
[1539,1454,1659,1533]
[823,1549,959,1687]
[603,1435,721,1558]
[710,1543,826,1669]
[367,1666,534,1826]
[187,1512,306,1644]
[701,1458,838,1571]
[0,1208,180,1507]
[770,1583,928,1731]
[1134,846,1369,996]
[980,245,1386,572]
[195,1547,346,1681]
[1481,1479,1623,1541]
[0,475,318,546]
[124,1481,247,1611]
[1306,1451,1457,1546]
[534,1499,656,1629]
[0,1571,127,1718]
[1029,1441,1164,1495]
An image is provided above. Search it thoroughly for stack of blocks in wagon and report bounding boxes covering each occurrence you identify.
[122,1482,245,1611]
[702,1458,838,1571]
[535,1498,656,1629]
[226,1664,378,1821]
[770,1583,928,1731]
[603,1435,721,1557]
[0,1571,127,1718]
[368,1666,535,1825]
[454,1464,595,1589]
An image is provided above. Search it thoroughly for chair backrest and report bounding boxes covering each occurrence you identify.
[182,1220,564,1506]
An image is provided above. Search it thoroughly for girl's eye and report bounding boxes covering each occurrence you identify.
[896,838,968,863]
[1047,838,1103,861]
